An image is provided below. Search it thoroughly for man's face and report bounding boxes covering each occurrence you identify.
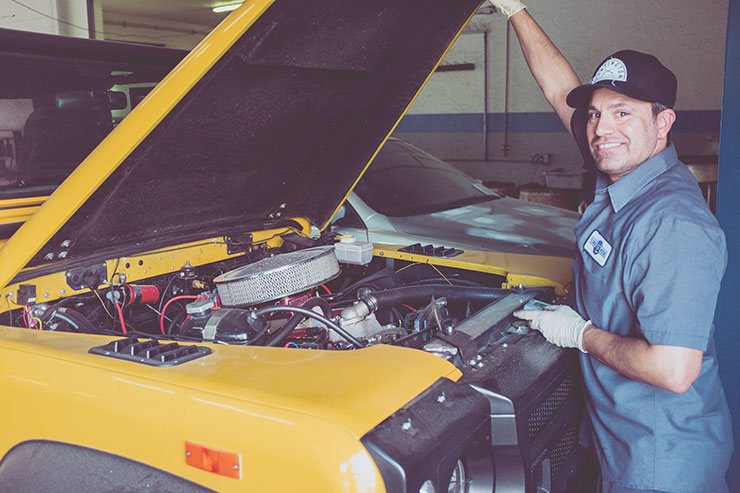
[586,89,671,182]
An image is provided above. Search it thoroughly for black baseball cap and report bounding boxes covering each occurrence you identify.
[566,50,677,109]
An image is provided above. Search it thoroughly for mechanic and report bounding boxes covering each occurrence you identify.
[486,1,733,492]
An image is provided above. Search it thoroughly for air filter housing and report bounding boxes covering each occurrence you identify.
[214,246,340,307]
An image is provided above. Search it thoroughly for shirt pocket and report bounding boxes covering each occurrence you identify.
[578,253,610,325]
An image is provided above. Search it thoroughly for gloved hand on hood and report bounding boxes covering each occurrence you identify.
[513,305,590,353]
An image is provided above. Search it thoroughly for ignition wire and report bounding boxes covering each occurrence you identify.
[113,300,127,335]
[159,295,199,335]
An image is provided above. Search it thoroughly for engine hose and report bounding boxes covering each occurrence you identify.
[253,304,364,348]
[264,297,332,347]
[166,311,187,336]
[51,308,98,333]
[408,277,486,288]
[359,284,509,311]
[333,268,400,300]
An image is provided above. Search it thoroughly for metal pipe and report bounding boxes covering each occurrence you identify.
[483,30,489,161]
[86,0,96,39]
[503,21,511,157]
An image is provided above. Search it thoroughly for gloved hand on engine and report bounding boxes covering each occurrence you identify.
[513,305,590,353]
[487,0,526,19]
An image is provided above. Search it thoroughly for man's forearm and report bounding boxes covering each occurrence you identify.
[508,10,580,131]
[581,324,703,394]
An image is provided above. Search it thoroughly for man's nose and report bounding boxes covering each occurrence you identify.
[594,115,614,136]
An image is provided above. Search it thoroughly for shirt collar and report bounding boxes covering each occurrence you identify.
[594,143,679,213]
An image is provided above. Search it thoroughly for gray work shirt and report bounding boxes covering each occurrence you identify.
[573,143,732,492]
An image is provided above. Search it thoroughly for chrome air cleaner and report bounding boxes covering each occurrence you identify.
[214,246,340,307]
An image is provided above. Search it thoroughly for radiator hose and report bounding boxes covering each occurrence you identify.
[359,284,509,312]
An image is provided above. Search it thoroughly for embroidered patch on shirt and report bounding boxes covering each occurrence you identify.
[584,230,612,266]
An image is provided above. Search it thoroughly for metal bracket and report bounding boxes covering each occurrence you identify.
[65,262,108,290]
[225,233,253,255]
[437,331,478,366]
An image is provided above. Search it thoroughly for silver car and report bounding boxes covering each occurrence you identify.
[333,138,580,258]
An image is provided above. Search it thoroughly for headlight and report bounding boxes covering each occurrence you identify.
[361,378,493,493]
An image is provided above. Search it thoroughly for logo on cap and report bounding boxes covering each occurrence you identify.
[590,57,628,85]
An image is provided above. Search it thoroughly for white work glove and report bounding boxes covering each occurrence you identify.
[513,305,590,353]
[488,0,526,19]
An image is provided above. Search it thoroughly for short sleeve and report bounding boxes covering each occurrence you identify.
[626,218,727,350]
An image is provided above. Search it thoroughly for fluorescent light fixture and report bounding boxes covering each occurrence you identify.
[212,2,243,13]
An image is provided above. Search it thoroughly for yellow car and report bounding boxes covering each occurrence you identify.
[0,1,593,492]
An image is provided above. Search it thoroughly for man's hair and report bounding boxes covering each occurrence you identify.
[651,101,668,117]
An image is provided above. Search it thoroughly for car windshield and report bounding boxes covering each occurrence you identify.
[353,139,499,217]
[0,37,179,199]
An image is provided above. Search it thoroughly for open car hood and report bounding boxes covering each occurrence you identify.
[0,0,482,287]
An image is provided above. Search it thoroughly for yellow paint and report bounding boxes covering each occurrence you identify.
[0,196,47,208]
[0,0,277,290]
[0,3,527,492]
[0,222,309,310]
[0,327,460,491]
[0,196,47,226]
[373,244,573,296]
[0,206,39,225]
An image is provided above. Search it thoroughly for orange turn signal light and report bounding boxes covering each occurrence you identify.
[185,441,241,479]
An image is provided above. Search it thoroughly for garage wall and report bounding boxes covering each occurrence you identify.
[0,0,100,38]
[393,0,729,188]
[101,11,209,50]
[2,1,729,189]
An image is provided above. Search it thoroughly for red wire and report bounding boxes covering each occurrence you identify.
[24,306,41,330]
[320,284,332,294]
[114,301,127,335]
[178,314,191,334]
[402,304,417,312]
[159,295,199,335]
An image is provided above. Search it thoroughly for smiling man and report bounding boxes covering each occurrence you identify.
[586,88,674,181]
[487,1,733,493]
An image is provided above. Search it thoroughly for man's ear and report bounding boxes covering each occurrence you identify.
[656,108,677,139]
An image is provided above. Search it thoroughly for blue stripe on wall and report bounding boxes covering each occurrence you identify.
[395,110,721,133]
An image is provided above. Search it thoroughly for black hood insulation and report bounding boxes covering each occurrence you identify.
[31,0,481,266]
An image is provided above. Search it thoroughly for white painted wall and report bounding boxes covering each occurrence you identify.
[396,0,729,187]
[101,11,208,50]
[0,1,730,189]
[413,1,727,115]
[0,0,94,37]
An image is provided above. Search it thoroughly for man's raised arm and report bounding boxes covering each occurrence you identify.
[490,1,581,134]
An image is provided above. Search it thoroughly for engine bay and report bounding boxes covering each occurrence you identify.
[3,239,597,491]
[6,241,557,370]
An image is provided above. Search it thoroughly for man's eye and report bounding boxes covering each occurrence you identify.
[588,112,600,120]
[617,111,629,117]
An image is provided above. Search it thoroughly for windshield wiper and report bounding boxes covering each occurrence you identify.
[396,195,501,217]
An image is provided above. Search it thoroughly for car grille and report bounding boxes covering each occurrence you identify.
[550,419,579,476]
[528,372,578,442]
